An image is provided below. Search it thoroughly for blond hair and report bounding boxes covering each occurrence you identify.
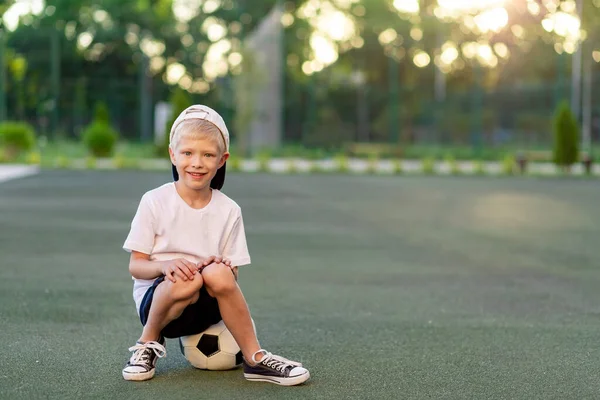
[169,119,226,154]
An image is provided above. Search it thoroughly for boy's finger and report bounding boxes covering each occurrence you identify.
[184,266,195,279]
[184,261,198,276]
[174,267,188,281]
[202,256,216,266]
[178,270,190,280]
[182,260,196,270]
[181,268,192,280]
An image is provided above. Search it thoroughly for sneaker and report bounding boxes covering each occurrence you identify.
[274,355,303,367]
[243,349,310,386]
[122,339,166,381]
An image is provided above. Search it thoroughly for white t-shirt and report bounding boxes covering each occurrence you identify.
[123,183,251,312]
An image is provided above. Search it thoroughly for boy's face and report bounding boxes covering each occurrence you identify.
[169,135,229,192]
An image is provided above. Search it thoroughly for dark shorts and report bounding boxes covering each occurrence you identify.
[139,276,222,338]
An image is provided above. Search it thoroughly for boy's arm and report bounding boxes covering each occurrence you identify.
[221,211,251,270]
[129,251,198,283]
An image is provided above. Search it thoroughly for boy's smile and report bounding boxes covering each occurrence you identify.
[187,171,208,180]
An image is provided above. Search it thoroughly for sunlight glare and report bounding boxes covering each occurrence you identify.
[166,63,186,85]
[413,51,431,68]
[378,29,398,45]
[474,7,508,33]
[393,0,420,14]
[172,0,203,23]
[2,0,45,31]
[311,34,339,65]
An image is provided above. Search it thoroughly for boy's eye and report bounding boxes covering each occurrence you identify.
[183,151,192,156]
[204,153,214,157]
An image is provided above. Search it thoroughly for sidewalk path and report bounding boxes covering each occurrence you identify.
[0,165,40,183]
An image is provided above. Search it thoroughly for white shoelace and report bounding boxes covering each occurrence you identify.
[128,341,167,365]
[270,354,303,367]
[251,349,302,371]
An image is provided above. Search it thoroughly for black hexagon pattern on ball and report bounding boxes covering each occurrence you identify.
[197,334,220,357]
[235,351,243,366]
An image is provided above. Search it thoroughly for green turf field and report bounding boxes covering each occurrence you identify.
[2,171,600,399]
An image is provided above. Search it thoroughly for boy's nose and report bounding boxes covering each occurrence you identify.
[191,155,203,167]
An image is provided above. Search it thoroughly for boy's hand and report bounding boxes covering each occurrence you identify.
[162,258,197,283]
[198,256,237,279]
[197,255,232,269]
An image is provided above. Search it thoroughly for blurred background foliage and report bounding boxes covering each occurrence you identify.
[0,0,599,161]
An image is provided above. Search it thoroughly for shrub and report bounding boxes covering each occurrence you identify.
[256,152,271,172]
[286,159,298,174]
[26,151,41,165]
[334,154,349,173]
[392,159,403,175]
[473,160,485,175]
[113,154,126,169]
[0,121,36,160]
[422,157,435,175]
[85,155,97,169]
[228,156,241,172]
[93,102,111,125]
[366,155,379,174]
[82,122,118,157]
[55,155,70,168]
[445,155,461,175]
[501,154,516,175]
[552,102,579,169]
[308,161,324,174]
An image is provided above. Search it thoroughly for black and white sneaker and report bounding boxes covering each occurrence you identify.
[243,349,310,386]
[122,339,166,381]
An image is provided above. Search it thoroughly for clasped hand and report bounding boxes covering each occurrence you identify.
[162,255,238,283]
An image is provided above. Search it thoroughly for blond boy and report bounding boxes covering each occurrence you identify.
[122,105,309,386]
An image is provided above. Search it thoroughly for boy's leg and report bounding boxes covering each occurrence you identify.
[201,263,310,386]
[123,275,204,381]
[200,264,260,360]
[139,276,203,342]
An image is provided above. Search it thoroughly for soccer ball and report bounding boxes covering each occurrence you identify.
[179,320,253,370]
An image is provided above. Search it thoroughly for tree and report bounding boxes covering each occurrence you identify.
[3,0,600,146]
[552,101,579,170]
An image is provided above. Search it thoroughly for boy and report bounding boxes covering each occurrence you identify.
[122,105,310,386]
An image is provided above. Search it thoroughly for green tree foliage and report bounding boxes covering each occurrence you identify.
[552,102,579,169]
[3,0,600,147]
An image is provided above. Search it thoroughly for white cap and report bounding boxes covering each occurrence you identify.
[169,105,230,151]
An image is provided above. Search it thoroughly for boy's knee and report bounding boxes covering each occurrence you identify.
[201,263,236,295]
[189,290,200,305]
[162,275,204,302]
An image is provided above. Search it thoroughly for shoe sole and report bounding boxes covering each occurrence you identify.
[122,369,155,381]
[244,371,310,386]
